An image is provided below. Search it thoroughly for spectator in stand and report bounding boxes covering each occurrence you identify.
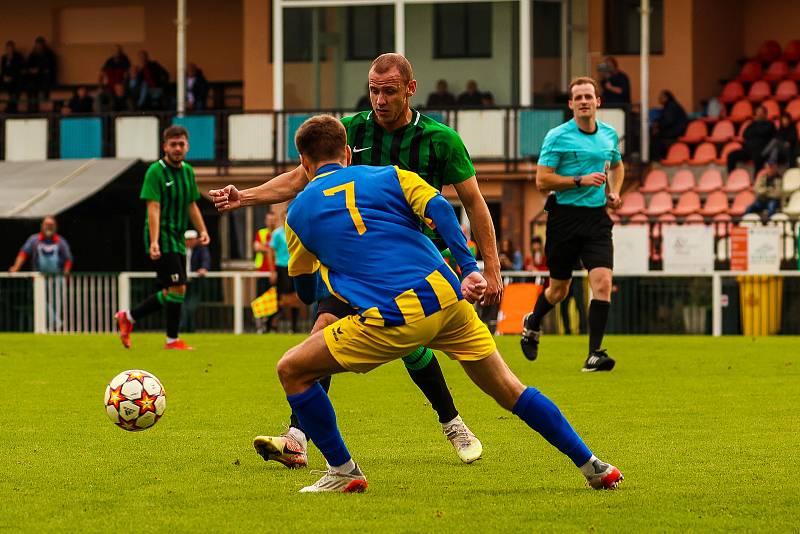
[726,105,775,173]
[253,211,278,333]
[525,236,548,271]
[650,90,688,160]
[180,229,211,333]
[762,112,798,168]
[597,57,630,105]
[67,86,94,113]
[109,82,133,112]
[457,80,486,108]
[25,36,57,113]
[186,62,209,111]
[745,164,782,218]
[134,51,169,110]
[499,238,523,271]
[481,90,496,107]
[426,79,456,108]
[98,45,131,110]
[1,40,25,113]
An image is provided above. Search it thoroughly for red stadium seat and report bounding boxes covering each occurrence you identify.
[640,169,669,194]
[617,191,646,217]
[763,60,789,83]
[658,212,677,224]
[789,62,800,82]
[774,80,798,103]
[746,80,771,102]
[706,120,735,144]
[723,169,752,193]
[688,142,717,165]
[667,169,696,194]
[729,190,756,216]
[645,191,673,216]
[783,39,800,63]
[719,81,745,104]
[700,191,729,216]
[678,120,708,144]
[786,98,800,121]
[737,61,763,83]
[673,191,702,216]
[684,213,706,225]
[628,213,649,225]
[728,100,753,123]
[734,119,752,142]
[695,169,724,194]
[762,99,780,119]
[754,40,782,63]
[715,141,742,165]
[660,142,690,166]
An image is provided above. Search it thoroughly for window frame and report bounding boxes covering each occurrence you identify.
[433,3,493,59]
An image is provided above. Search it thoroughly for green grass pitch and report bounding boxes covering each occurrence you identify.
[0,334,797,532]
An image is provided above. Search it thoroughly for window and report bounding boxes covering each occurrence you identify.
[533,1,561,58]
[434,3,492,59]
[604,0,663,55]
[347,6,394,61]
[284,8,327,62]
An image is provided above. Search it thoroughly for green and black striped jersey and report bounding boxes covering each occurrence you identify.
[140,159,201,255]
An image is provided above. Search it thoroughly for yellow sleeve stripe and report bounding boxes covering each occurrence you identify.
[285,222,320,277]
[318,264,349,304]
[425,269,461,310]
[395,166,438,219]
[393,288,427,324]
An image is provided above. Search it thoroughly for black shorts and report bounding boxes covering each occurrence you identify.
[544,199,613,280]
[153,253,187,289]
[316,295,357,320]
[275,266,294,295]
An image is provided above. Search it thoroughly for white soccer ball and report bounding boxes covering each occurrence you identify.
[104,370,166,431]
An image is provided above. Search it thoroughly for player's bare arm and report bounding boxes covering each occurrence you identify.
[536,165,606,193]
[209,165,309,212]
[146,200,161,260]
[453,177,503,305]
[606,161,625,209]
[188,202,210,245]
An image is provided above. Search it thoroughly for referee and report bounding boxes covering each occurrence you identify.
[115,125,210,351]
[210,53,500,467]
[521,77,624,372]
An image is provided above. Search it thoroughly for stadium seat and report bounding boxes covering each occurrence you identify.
[688,142,717,165]
[785,98,800,121]
[739,213,761,225]
[762,99,780,119]
[763,60,790,83]
[719,81,745,104]
[695,169,724,194]
[660,142,690,166]
[657,212,677,224]
[645,191,673,216]
[712,212,732,223]
[608,212,621,224]
[783,39,800,62]
[728,100,753,123]
[746,80,771,102]
[700,191,729,216]
[617,191,646,217]
[782,168,800,194]
[755,40,782,63]
[724,169,752,193]
[706,120,735,144]
[684,213,705,224]
[673,191,702,216]
[640,169,668,194]
[667,169,696,194]
[729,190,756,216]
[773,80,798,102]
[678,120,708,144]
[734,119,752,142]
[715,141,742,165]
[737,60,763,83]
[628,213,649,225]
[789,62,800,82]
[767,212,796,261]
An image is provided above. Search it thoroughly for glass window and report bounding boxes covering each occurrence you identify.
[533,1,561,58]
[604,0,663,55]
[347,6,394,61]
[284,8,328,62]
[434,3,492,59]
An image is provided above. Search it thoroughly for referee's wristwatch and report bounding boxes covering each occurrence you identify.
[573,175,582,188]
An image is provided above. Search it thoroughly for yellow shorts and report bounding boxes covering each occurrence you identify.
[323,299,497,373]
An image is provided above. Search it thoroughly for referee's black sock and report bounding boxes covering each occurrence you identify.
[290,376,332,433]
[405,350,459,424]
[527,291,555,331]
[130,292,165,322]
[588,299,610,353]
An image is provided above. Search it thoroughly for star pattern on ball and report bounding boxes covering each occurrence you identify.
[134,389,159,415]
[126,371,148,383]
[106,385,125,410]
[116,418,139,431]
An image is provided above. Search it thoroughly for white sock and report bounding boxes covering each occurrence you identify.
[442,415,462,428]
[579,455,599,477]
[125,310,135,323]
[166,337,178,344]
[331,458,356,474]
[287,427,308,449]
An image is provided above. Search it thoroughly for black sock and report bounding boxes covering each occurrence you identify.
[290,376,332,433]
[166,302,181,339]
[406,353,459,424]
[527,290,555,331]
[131,292,164,322]
[588,299,610,353]
[290,308,299,332]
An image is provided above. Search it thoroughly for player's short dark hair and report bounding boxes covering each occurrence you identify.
[295,115,346,163]
[370,53,414,84]
[568,77,600,99]
[163,125,189,142]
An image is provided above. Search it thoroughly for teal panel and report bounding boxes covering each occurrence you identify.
[286,114,314,161]
[60,117,102,159]
[518,109,564,157]
[172,115,216,160]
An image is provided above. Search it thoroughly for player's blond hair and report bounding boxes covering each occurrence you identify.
[568,77,600,99]
[370,53,414,84]
[295,115,347,163]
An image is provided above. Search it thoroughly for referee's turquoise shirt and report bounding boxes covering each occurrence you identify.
[538,118,621,208]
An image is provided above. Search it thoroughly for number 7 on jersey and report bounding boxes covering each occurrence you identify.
[323,181,367,235]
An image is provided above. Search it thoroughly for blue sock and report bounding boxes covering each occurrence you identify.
[512,387,592,467]
[286,382,351,467]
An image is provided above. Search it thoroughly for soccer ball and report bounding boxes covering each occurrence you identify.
[104,370,166,431]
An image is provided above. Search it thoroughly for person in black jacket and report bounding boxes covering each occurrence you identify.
[726,105,776,173]
[762,112,798,167]
[597,57,630,105]
[426,79,456,108]
[26,36,57,112]
[651,90,688,160]
[1,40,25,113]
[186,62,209,111]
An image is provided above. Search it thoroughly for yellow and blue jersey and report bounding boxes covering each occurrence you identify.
[285,163,477,327]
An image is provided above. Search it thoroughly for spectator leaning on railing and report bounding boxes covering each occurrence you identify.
[426,79,456,108]
[9,216,73,276]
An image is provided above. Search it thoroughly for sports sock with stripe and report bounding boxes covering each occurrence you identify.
[130,292,165,322]
[165,291,185,340]
[403,348,459,424]
[287,382,351,467]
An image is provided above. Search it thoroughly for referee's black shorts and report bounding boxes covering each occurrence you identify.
[544,198,614,280]
[153,253,187,289]
[316,295,357,320]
